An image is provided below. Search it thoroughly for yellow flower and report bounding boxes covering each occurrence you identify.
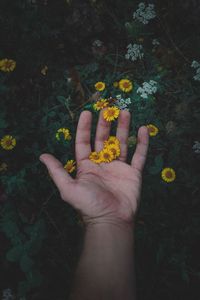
[93,99,109,111]
[41,65,48,75]
[113,81,119,88]
[64,160,76,173]
[0,135,16,150]
[103,106,120,122]
[95,81,106,91]
[0,162,8,172]
[99,148,115,163]
[119,79,133,93]
[161,168,176,183]
[146,124,159,136]
[56,128,71,141]
[106,144,120,159]
[104,136,120,147]
[0,59,16,72]
[89,151,101,164]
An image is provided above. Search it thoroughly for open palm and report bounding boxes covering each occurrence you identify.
[40,109,149,227]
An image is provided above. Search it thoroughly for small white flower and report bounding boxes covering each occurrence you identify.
[191,60,200,81]
[191,60,200,69]
[152,38,160,46]
[133,2,156,25]
[192,141,200,153]
[125,43,144,62]
[2,289,14,300]
[92,40,103,48]
[115,94,132,110]
[137,80,157,99]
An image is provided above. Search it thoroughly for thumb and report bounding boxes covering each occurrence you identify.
[40,153,75,202]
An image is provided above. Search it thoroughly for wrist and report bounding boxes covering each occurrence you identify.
[82,215,135,232]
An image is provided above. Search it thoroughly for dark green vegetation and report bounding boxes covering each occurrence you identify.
[0,0,200,299]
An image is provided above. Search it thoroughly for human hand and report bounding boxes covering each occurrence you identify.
[40,109,149,228]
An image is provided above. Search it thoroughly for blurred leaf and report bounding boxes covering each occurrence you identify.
[6,244,24,262]
[20,254,34,273]
[148,154,164,175]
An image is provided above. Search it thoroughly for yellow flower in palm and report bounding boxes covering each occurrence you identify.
[103,106,120,122]
[106,144,120,159]
[89,151,101,164]
[104,136,120,147]
[161,168,176,183]
[146,124,159,136]
[119,79,133,93]
[93,99,109,111]
[64,160,76,173]
[0,59,16,72]
[0,135,16,150]
[95,81,106,91]
[99,148,115,163]
[56,128,71,141]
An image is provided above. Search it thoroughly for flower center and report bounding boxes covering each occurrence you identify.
[165,171,172,178]
[123,82,130,88]
[103,153,110,159]
[97,84,103,89]
[149,127,155,132]
[6,140,12,146]
[110,148,116,155]
[107,110,115,116]
[5,61,12,68]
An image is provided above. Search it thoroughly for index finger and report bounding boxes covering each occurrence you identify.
[75,110,92,165]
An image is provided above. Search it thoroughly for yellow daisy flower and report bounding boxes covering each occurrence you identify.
[64,160,76,173]
[146,124,159,136]
[113,81,119,88]
[95,81,106,91]
[89,151,101,164]
[119,79,133,93]
[0,59,16,72]
[56,128,72,141]
[93,99,109,111]
[99,148,115,163]
[161,168,176,183]
[0,135,16,150]
[103,106,120,122]
[104,136,120,147]
[41,65,48,75]
[106,144,120,159]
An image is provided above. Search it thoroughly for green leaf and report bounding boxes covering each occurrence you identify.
[56,95,66,104]
[148,154,163,175]
[20,254,34,273]
[6,245,24,262]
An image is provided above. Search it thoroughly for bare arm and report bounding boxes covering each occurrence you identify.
[69,222,136,300]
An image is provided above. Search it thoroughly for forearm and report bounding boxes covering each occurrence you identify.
[69,221,136,300]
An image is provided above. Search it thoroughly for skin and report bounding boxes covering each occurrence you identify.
[40,108,149,300]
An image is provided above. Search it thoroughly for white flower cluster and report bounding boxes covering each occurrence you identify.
[137,80,157,99]
[2,289,14,300]
[152,38,160,46]
[191,60,200,81]
[192,141,200,154]
[133,3,156,25]
[125,44,144,62]
[92,39,103,48]
[115,94,131,111]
